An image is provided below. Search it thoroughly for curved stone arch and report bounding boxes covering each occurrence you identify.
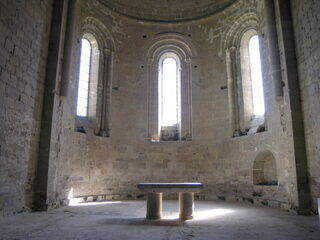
[81,16,116,51]
[147,33,195,141]
[253,150,278,186]
[223,11,260,49]
[151,45,188,62]
[147,32,196,59]
[96,0,238,23]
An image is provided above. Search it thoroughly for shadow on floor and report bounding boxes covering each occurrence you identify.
[103,217,185,226]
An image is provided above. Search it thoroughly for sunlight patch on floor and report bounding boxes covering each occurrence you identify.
[68,188,122,206]
[194,208,234,220]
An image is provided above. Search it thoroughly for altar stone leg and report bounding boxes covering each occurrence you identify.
[179,192,194,220]
[146,192,162,219]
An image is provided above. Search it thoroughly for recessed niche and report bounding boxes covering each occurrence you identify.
[253,150,278,186]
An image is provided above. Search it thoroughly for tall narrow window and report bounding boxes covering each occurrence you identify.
[76,38,91,117]
[161,57,178,126]
[238,30,266,134]
[158,52,181,140]
[249,35,265,116]
[76,21,115,136]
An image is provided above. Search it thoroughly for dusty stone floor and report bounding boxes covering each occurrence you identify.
[0,200,319,240]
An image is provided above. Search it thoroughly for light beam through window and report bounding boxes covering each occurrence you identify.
[160,57,178,126]
[76,38,91,117]
[249,35,265,116]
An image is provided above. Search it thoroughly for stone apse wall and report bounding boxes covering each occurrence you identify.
[47,0,303,212]
[0,0,52,215]
[2,0,318,216]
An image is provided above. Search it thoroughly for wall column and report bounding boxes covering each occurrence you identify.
[33,0,70,210]
[98,48,112,137]
[273,0,311,214]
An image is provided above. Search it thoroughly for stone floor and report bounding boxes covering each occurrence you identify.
[0,200,319,240]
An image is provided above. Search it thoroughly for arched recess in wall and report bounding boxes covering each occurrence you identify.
[75,17,116,137]
[253,150,278,186]
[146,33,196,141]
[224,12,267,137]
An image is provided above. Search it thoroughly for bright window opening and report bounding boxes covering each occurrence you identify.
[159,55,179,127]
[76,38,91,117]
[249,35,265,116]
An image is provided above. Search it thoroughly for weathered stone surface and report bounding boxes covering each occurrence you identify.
[98,0,237,22]
[291,0,320,211]
[0,0,53,215]
[44,0,300,213]
[0,0,319,217]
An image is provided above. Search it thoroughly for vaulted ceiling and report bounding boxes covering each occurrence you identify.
[98,0,238,22]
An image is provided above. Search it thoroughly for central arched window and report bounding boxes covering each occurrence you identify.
[147,35,193,142]
[159,53,181,127]
[158,52,181,140]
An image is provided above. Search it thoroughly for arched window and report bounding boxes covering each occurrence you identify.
[75,33,100,133]
[225,14,268,137]
[75,18,115,137]
[248,35,265,117]
[76,38,91,117]
[158,52,181,140]
[239,30,266,134]
[147,35,194,142]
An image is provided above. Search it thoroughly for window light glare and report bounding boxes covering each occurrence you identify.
[76,38,91,117]
[249,35,265,116]
[161,57,178,126]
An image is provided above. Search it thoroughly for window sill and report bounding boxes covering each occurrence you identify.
[233,115,266,138]
[232,129,267,138]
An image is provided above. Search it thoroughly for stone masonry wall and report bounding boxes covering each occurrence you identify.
[0,0,52,215]
[291,0,320,211]
[47,0,300,211]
